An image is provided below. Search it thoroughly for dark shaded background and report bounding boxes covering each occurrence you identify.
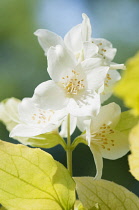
[0,0,139,195]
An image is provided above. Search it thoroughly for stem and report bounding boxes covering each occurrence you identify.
[66,113,72,176]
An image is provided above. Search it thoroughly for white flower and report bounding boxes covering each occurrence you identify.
[34,13,125,103]
[32,45,109,116]
[10,98,65,138]
[0,98,75,147]
[34,13,97,61]
[34,13,124,69]
[0,98,30,145]
[100,70,121,103]
[0,98,20,131]
[77,103,129,179]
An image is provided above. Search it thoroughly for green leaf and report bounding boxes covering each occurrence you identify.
[115,110,139,134]
[74,177,139,210]
[114,52,139,116]
[71,135,87,151]
[74,200,85,210]
[0,140,75,210]
[27,132,67,150]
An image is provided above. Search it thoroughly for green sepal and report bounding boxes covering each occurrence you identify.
[27,131,67,150]
[71,133,87,151]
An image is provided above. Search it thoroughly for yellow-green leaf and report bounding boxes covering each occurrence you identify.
[128,123,139,181]
[74,200,85,210]
[0,140,75,210]
[115,110,139,134]
[114,52,139,115]
[74,177,139,210]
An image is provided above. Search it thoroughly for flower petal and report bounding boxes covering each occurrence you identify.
[100,92,112,104]
[81,58,103,71]
[60,115,77,138]
[83,42,98,59]
[47,45,76,82]
[0,98,20,131]
[64,13,92,53]
[64,24,83,53]
[91,103,121,132]
[34,29,64,55]
[92,38,116,61]
[92,38,112,48]
[32,80,69,110]
[90,144,103,179]
[18,98,38,124]
[81,13,92,42]
[81,59,109,90]
[104,48,117,61]
[101,70,121,103]
[77,117,91,133]
[10,123,57,137]
[100,129,129,160]
[67,92,100,117]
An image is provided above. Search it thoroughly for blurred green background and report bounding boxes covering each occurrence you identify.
[0,0,139,195]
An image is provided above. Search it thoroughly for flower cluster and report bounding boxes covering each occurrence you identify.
[0,13,129,179]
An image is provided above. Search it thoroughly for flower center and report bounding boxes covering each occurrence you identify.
[61,70,85,95]
[31,109,54,125]
[91,123,115,151]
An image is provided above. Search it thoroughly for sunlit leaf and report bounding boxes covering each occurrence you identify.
[74,200,85,210]
[0,140,75,210]
[114,52,139,116]
[74,177,139,210]
[128,123,139,181]
[115,110,139,134]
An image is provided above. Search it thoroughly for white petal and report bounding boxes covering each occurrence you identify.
[86,66,109,91]
[2,98,20,124]
[67,92,100,117]
[83,42,98,59]
[10,123,57,137]
[104,47,117,61]
[91,103,121,132]
[101,70,121,103]
[34,29,64,55]
[47,45,76,82]
[110,62,126,70]
[64,14,92,53]
[81,13,92,42]
[100,92,112,104]
[60,114,77,138]
[81,58,103,71]
[92,38,113,48]
[106,70,121,87]
[64,24,83,53]
[32,80,69,110]
[81,60,109,90]
[18,98,37,123]
[92,38,116,61]
[77,117,91,133]
[100,130,129,160]
[90,144,103,179]
[0,98,21,132]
